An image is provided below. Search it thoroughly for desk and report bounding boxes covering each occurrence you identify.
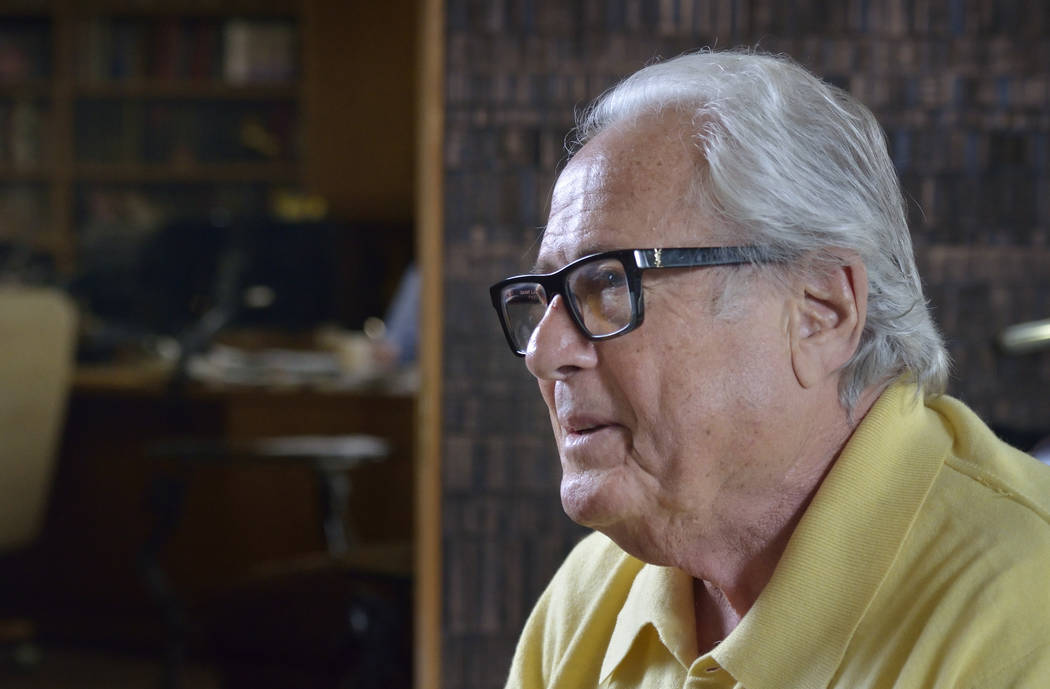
[144,434,392,689]
[6,364,416,652]
[148,434,391,556]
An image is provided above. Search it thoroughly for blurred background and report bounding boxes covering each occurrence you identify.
[0,1,419,688]
[0,1,1049,689]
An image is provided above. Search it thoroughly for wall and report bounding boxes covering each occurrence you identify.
[442,2,1050,687]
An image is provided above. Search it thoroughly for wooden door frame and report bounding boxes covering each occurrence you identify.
[414,0,445,686]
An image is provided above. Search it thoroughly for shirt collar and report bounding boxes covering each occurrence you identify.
[600,559,697,682]
[712,383,952,688]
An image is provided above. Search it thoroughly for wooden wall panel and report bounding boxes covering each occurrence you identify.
[304,0,418,223]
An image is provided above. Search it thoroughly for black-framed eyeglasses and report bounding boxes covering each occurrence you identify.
[489,246,775,356]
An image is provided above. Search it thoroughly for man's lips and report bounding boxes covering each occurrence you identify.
[569,424,611,436]
[560,419,625,454]
[561,415,621,435]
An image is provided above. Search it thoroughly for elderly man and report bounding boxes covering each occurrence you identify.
[490,51,1050,688]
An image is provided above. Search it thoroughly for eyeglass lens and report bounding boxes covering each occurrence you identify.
[501,282,548,352]
[499,257,633,352]
[566,258,632,336]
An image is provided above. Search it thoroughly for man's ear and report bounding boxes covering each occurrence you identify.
[789,255,868,389]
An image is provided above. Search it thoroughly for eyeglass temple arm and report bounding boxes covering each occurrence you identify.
[633,247,770,269]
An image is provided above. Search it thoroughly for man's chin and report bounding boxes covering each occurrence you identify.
[559,474,623,529]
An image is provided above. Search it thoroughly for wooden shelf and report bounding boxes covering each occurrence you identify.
[67,0,299,16]
[0,165,52,181]
[75,79,299,100]
[0,2,50,15]
[0,229,63,251]
[0,80,54,98]
[76,160,299,183]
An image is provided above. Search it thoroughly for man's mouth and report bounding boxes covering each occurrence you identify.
[562,415,621,440]
[570,423,610,435]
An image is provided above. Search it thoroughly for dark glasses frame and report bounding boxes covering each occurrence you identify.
[489,246,775,356]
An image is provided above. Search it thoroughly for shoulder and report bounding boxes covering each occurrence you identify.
[893,394,1050,682]
[831,393,1050,687]
[928,392,1050,530]
[923,393,1050,597]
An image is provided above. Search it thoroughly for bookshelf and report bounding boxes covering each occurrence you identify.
[0,1,304,277]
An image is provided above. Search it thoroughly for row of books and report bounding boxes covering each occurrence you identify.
[76,99,298,164]
[0,97,301,168]
[0,100,47,167]
[0,18,51,82]
[0,184,48,240]
[77,17,298,84]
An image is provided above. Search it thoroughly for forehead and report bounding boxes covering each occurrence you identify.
[537,113,710,270]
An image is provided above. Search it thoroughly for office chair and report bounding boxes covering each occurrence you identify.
[0,286,77,653]
[0,286,78,551]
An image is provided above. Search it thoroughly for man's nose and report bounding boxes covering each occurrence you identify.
[524,294,598,380]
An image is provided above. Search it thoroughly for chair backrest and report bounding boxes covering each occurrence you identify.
[0,287,77,552]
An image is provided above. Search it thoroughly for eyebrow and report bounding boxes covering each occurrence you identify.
[530,257,555,273]
[531,244,615,273]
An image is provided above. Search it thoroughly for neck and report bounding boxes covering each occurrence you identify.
[691,486,815,649]
[687,385,883,649]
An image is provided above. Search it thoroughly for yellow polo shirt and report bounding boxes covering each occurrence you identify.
[505,384,1050,688]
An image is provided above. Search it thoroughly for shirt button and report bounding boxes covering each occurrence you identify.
[683,665,727,687]
[684,674,727,687]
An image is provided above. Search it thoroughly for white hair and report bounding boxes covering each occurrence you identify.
[574,49,949,411]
